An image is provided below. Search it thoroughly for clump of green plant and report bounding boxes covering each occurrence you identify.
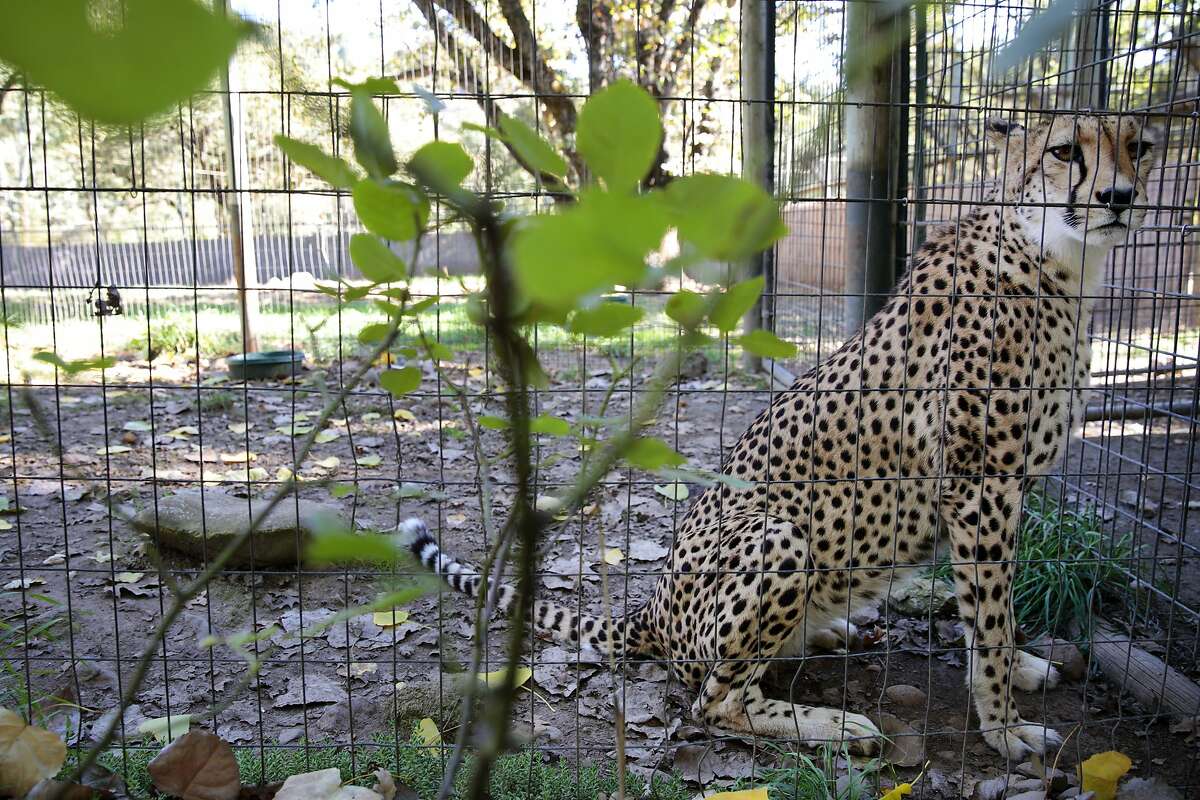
[934,492,1136,636]
[72,735,691,800]
[123,317,242,360]
[199,389,236,413]
[727,744,879,800]
[1011,492,1135,637]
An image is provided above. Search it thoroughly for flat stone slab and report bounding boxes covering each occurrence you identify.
[131,489,342,567]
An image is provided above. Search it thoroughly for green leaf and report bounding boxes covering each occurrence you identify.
[576,80,662,193]
[738,329,797,359]
[274,135,360,189]
[497,113,568,179]
[568,302,644,338]
[32,351,116,375]
[380,367,421,396]
[710,277,765,334]
[357,323,391,344]
[409,141,473,194]
[349,233,407,282]
[334,76,400,94]
[512,191,668,308]
[654,482,690,502]
[307,531,400,564]
[478,415,509,430]
[625,437,686,470]
[0,0,253,126]
[424,341,454,362]
[138,714,191,744]
[353,180,421,241]
[349,89,397,178]
[664,174,786,261]
[529,415,571,436]
[665,290,708,329]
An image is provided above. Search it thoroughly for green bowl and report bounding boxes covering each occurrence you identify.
[227,350,305,381]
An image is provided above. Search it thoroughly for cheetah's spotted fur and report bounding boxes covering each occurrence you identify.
[403,114,1158,761]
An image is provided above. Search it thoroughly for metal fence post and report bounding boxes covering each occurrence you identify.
[741,0,775,370]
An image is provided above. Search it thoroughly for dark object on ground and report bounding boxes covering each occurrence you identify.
[130,489,343,567]
[227,350,305,380]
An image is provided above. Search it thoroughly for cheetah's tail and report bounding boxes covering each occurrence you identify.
[396,517,655,658]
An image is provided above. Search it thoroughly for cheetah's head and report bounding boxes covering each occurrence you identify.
[987,114,1159,259]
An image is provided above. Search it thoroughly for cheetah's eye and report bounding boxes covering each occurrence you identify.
[1047,143,1081,163]
[1128,139,1153,161]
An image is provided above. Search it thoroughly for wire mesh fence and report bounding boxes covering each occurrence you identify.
[0,0,1198,798]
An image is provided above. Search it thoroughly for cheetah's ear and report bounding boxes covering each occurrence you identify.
[985,117,1024,147]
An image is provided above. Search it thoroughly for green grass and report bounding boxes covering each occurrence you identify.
[933,491,1136,637]
[2,281,745,378]
[727,744,879,800]
[62,735,692,800]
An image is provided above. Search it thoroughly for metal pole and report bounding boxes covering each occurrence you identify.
[844,0,898,336]
[740,0,775,370]
[218,0,258,353]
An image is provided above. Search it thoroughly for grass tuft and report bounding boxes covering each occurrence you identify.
[60,734,692,800]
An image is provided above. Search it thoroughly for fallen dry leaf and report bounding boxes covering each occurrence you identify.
[373,610,410,628]
[0,707,68,797]
[147,729,240,800]
[1079,750,1132,800]
[477,666,533,690]
[138,714,192,744]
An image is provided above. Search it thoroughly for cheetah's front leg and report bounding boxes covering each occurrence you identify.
[943,476,1062,760]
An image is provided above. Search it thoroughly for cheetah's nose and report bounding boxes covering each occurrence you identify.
[1096,187,1136,213]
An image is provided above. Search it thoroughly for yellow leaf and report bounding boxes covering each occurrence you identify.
[654,483,690,502]
[704,790,769,800]
[477,666,533,689]
[313,456,340,469]
[276,466,294,482]
[228,422,250,434]
[603,547,624,566]
[361,412,381,422]
[314,429,340,444]
[393,409,416,422]
[0,434,10,444]
[138,714,191,744]
[879,783,913,800]
[417,717,441,745]
[0,520,11,531]
[1079,750,1132,800]
[97,445,132,455]
[114,572,144,583]
[357,454,383,468]
[220,450,256,463]
[0,707,67,796]
[373,609,410,627]
[167,426,199,439]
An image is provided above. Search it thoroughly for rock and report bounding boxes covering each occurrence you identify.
[973,775,1016,800]
[877,713,924,766]
[1118,778,1183,800]
[131,489,345,567]
[392,677,472,731]
[884,684,927,707]
[274,674,343,709]
[88,704,147,743]
[887,571,955,616]
[1007,791,1047,800]
[1025,636,1087,682]
[1118,489,1159,516]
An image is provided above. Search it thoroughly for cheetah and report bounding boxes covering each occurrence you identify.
[401,113,1158,760]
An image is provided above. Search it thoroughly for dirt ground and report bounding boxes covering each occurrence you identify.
[1,349,1198,797]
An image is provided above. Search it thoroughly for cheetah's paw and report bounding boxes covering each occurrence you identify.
[1013,650,1061,692]
[807,620,860,653]
[799,710,882,755]
[981,719,1062,760]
